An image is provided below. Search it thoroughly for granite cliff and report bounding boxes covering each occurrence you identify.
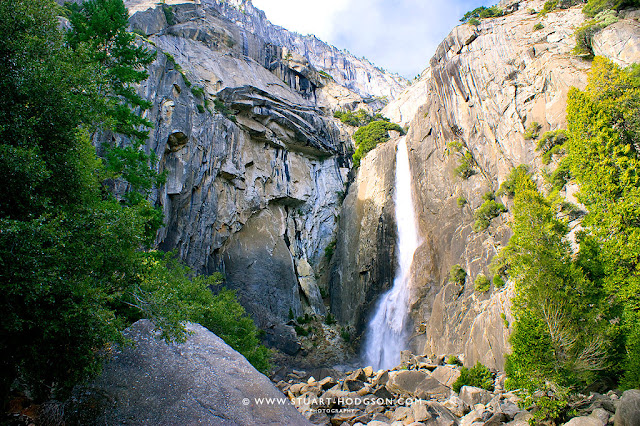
[106,0,407,356]
[106,0,638,370]
[332,0,640,370]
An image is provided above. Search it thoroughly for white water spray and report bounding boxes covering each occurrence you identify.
[363,136,420,371]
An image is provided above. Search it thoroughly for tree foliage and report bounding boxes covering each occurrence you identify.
[452,362,495,393]
[496,59,640,416]
[352,120,404,167]
[0,0,269,405]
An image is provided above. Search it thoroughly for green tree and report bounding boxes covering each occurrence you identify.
[0,0,270,405]
[564,57,640,387]
[67,0,161,203]
[352,120,404,167]
[495,174,609,392]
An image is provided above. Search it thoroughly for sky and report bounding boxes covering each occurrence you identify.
[251,0,493,79]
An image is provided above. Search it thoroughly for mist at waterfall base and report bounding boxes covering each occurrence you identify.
[363,137,420,371]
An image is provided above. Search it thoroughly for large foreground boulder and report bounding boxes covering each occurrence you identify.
[67,320,310,425]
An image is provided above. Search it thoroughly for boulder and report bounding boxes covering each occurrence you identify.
[66,320,310,425]
[615,389,640,426]
[564,415,605,426]
[386,370,451,399]
[344,379,366,392]
[431,366,462,388]
[459,386,492,407]
[443,394,469,417]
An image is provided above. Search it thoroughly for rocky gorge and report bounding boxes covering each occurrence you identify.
[41,0,640,424]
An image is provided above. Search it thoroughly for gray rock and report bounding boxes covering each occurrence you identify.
[615,389,640,426]
[67,320,310,425]
[386,370,450,400]
[593,19,640,68]
[431,365,462,388]
[459,386,492,407]
[564,415,604,426]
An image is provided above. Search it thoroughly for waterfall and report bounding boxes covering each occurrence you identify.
[363,136,420,371]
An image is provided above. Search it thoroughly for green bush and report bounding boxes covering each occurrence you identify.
[534,22,545,31]
[469,18,481,26]
[213,99,236,122]
[475,274,491,292]
[539,0,558,16]
[493,274,506,288]
[582,0,639,16]
[295,325,309,336]
[473,199,507,232]
[162,4,176,25]
[536,130,568,164]
[446,355,463,366]
[325,313,336,325]
[449,264,467,285]
[460,5,503,22]
[324,240,336,260]
[196,104,205,113]
[523,121,542,140]
[333,109,386,127]
[454,151,476,179]
[574,21,604,56]
[191,86,205,98]
[457,196,468,207]
[497,165,530,197]
[452,362,495,393]
[340,327,351,342]
[352,120,404,167]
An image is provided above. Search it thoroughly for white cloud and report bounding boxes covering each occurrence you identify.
[251,0,350,40]
[250,0,493,78]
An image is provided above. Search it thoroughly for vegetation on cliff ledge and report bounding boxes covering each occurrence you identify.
[352,120,404,168]
[0,0,269,406]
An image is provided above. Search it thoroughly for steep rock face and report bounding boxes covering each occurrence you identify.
[67,320,311,425]
[207,0,408,101]
[329,139,397,334]
[338,0,639,369]
[117,0,365,342]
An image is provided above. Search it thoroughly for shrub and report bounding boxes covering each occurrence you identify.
[446,355,463,366]
[536,130,568,164]
[469,18,481,26]
[539,0,558,16]
[454,151,476,179]
[324,240,336,260]
[452,362,495,393]
[457,196,468,207]
[461,5,503,22]
[573,10,619,57]
[196,104,205,113]
[333,109,386,127]
[449,264,467,285]
[340,326,351,342]
[295,325,309,336]
[497,165,530,197]
[473,199,507,231]
[325,313,336,325]
[162,4,176,25]
[213,99,236,122]
[582,0,638,16]
[493,274,506,288]
[534,22,545,31]
[475,274,491,292]
[352,120,404,167]
[191,86,205,98]
[523,121,542,140]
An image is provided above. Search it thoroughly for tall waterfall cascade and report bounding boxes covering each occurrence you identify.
[363,136,420,370]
